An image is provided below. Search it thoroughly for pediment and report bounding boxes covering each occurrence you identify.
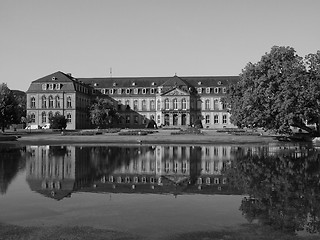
[162,87,189,96]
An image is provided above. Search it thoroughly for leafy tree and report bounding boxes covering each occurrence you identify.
[49,113,67,130]
[226,46,320,135]
[0,83,19,132]
[89,98,119,128]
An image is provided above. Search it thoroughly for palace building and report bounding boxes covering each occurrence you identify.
[26,71,239,130]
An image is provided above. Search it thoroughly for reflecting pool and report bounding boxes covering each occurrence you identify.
[1,143,320,239]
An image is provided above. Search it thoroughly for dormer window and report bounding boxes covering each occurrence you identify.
[142,88,147,94]
[151,82,156,86]
[52,77,56,81]
[94,83,98,87]
[132,82,136,86]
[218,81,222,85]
[113,82,117,87]
[198,81,202,85]
[126,88,131,94]
[206,87,210,94]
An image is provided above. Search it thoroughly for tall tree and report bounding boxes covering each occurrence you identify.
[0,83,19,132]
[227,46,320,135]
[89,98,119,128]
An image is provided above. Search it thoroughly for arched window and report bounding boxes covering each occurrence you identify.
[181,98,186,109]
[142,100,146,110]
[205,99,210,110]
[157,99,161,110]
[164,98,169,110]
[214,99,219,110]
[41,96,47,108]
[48,111,53,120]
[41,112,46,123]
[173,98,178,109]
[48,96,54,108]
[150,100,155,110]
[55,96,60,108]
[30,97,36,108]
[67,97,72,108]
[133,100,138,110]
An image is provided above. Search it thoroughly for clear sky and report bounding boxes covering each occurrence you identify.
[1,0,319,91]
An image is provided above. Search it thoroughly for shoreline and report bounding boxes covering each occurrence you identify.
[0,129,279,146]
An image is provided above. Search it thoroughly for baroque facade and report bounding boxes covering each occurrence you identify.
[26,71,239,130]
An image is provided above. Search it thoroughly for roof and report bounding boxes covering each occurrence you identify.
[79,75,239,88]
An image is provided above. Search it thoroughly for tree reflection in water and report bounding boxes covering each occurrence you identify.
[233,144,320,234]
[0,145,25,194]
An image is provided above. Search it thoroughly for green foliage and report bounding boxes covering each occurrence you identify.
[89,98,119,128]
[49,113,67,130]
[227,46,320,135]
[0,83,19,131]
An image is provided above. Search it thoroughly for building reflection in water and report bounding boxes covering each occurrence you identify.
[25,145,240,200]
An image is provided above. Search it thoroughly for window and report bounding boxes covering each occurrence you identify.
[214,99,219,110]
[173,98,178,109]
[67,113,72,123]
[31,97,36,108]
[126,88,130,94]
[41,96,47,108]
[67,97,72,108]
[197,88,202,94]
[150,88,155,94]
[157,99,161,110]
[133,100,138,110]
[142,100,146,110]
[117,88,122,94]
[55,96,60,108]
[42,84,47,90]
[142,115,147,124]
[205,115,210,124]
[49,84,54,90]
[110,89,114,94]
[48,96,54,108]
[222,87,226,93]
[222,115,227,124]
[214,87,219,94]
[164,98,169,110]
[214,115,219,124]
[56,83,61,90]
[134,115,139,124]
[41,112,46,123]
[181,98,186,109]
[125,115,130,124]
[142,88,147,94]
[157,115,161,124]
[125,100,130,109]
[30,113,35,123]
[205,99,210,110]
[48,112,53,120]
[158,87,162,94]
[206,87,210,94]
[150,100,155,110]
[134,88,138,94]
